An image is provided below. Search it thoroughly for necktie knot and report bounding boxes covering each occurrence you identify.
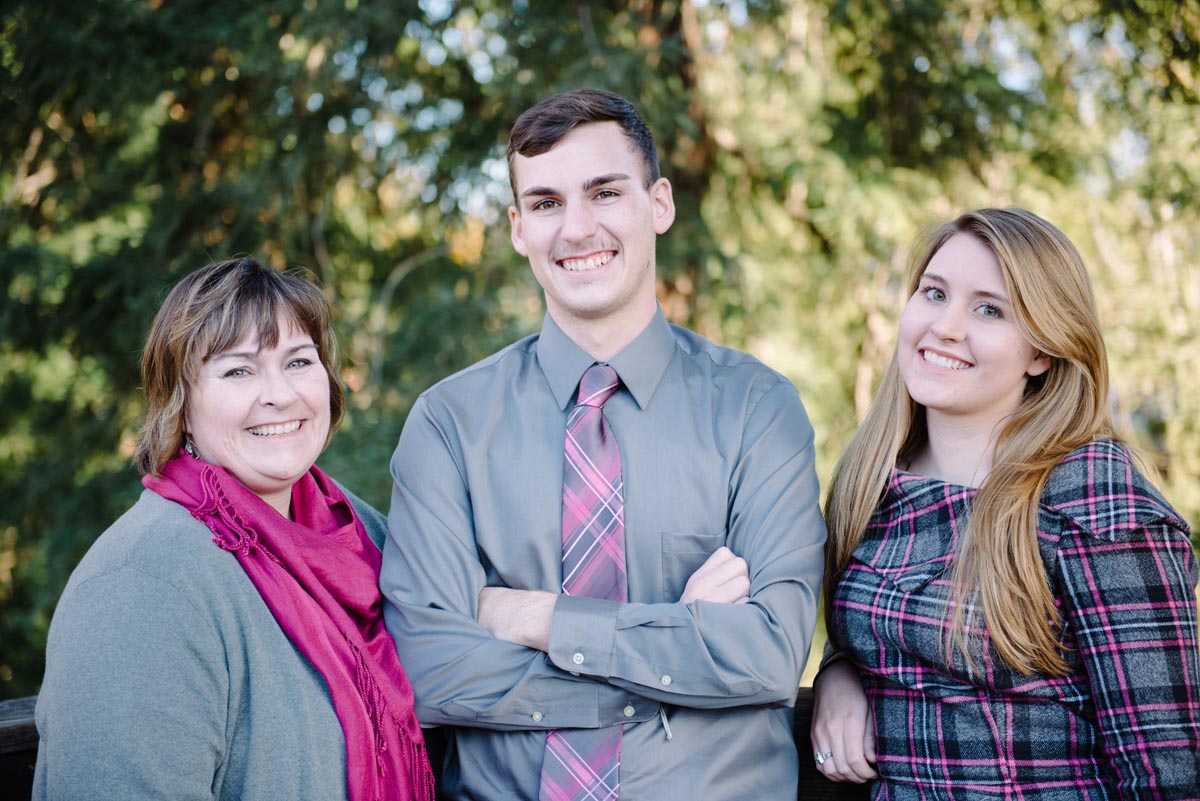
[577,364,620,409]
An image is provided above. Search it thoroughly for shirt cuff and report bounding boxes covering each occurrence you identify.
[549,594,621,679]
[548,595,658,727]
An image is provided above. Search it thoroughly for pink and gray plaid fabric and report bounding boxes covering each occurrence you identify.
[831,440,1200,796]
[539,364,625,801]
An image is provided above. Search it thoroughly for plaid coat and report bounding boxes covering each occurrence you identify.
[832,440,1200,800]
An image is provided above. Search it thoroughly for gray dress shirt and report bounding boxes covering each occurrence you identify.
[382,308,826,800]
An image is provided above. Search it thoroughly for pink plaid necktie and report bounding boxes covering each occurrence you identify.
[538,364,626,801]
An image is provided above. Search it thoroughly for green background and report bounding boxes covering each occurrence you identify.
[2,0,1198,698]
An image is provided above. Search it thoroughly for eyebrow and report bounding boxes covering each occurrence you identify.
[209,343,318,361]
[583,173,631,191]
[921,272,1010,303]
[519,172,632,200]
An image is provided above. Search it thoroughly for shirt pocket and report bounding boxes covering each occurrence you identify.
[661,531,725,601]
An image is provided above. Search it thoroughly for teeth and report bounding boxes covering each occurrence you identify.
[561,252,614,272]
[923,350,971,370]
[248,421,301,436]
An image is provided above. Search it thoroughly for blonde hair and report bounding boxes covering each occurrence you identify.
[134,257,345,476]
[824,208,1114,676]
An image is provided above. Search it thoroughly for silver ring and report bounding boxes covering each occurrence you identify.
[814,751,833,766]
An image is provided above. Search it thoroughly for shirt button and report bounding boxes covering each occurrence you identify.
[660,675,672,686]
[531,711,544,723]
[623,705,636,717]
[572,652,585,665]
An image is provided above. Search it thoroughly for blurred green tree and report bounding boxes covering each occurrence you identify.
[1,0,1196,698]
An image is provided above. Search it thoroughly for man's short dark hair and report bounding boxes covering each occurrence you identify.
[506,88,661,197]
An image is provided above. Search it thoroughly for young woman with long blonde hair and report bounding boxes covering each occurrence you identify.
[810,209,1199,798]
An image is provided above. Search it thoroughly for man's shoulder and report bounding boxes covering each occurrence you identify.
[418,332,541,401]
[668,324,794,390]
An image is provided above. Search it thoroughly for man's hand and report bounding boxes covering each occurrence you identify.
[680,547,751,604]
[477,587,557,652]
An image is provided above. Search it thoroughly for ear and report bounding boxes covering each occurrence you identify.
[650,177,675,235]
[508,205,528,257]
[1026,349,1052,378]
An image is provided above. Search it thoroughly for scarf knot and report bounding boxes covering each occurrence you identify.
[193,465,264,557]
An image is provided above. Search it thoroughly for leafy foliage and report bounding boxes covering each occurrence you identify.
[2,0,1197,697]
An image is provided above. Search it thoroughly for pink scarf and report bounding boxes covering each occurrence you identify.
[145,454,434,801]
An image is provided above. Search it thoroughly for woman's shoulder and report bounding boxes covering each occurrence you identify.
[63,489,245,601]
[47,490,266,675]
[1041,439,1189,542]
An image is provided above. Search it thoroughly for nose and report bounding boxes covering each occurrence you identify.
[929,304,967,341]
[559,200,598,243]
[258,367,299,407]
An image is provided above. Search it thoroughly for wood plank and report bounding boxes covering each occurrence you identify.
[0,696,37,801]
[0,697,36,755]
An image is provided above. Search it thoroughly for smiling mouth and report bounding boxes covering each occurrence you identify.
[922,350,972,370]
[247,421,302,437]
[558,251,615,272]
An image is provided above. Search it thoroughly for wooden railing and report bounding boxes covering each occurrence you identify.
[1,695,36,801]
[0,689,868,800]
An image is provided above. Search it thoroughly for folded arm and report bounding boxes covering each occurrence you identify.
[539,381,826,708]
[382,396,649,731]
[477,545,751,650]
[383,381,825,728]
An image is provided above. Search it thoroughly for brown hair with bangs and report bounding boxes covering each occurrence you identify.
[134,256,345,476]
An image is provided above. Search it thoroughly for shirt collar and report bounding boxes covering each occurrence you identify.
[536,306,675,411]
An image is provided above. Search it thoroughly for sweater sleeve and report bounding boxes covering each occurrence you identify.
[35,564,228,801]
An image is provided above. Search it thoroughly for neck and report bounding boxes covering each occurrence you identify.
[911,412,1004,488]
[261,488,294,519]
[549,296,657,362]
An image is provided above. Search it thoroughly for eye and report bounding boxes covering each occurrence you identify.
[920,285,946,302]
[222,367,250,378]
[594,188,618,200]
[530,198,559,211]
[287,357,315,369]
[975,302,1002,319]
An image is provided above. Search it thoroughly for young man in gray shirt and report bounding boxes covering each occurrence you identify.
[382,88,826,800]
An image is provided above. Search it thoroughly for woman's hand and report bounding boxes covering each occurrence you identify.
[811,659,878,783]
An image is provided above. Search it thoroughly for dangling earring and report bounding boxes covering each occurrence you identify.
[184,435,200,459]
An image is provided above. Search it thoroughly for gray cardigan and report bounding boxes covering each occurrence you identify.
[34,485,390,801]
